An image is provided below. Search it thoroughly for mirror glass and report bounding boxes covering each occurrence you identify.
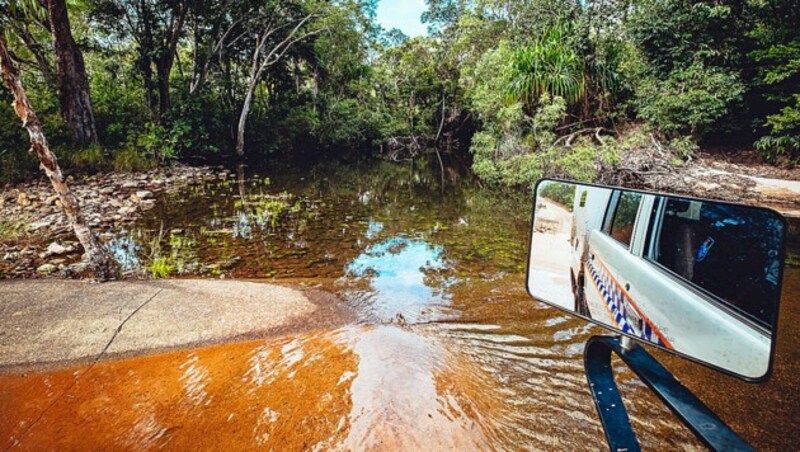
[527,180,787,380]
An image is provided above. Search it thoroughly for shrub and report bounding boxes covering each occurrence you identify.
[668,136,699,160]
[112,147,156,172]
[62,145,106,170]
[635,61,745,139]
[0,220,26,239]
[755,94,800,163]
[470,92,615,187]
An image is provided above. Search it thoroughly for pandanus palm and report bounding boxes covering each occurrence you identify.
[507,27,585,107]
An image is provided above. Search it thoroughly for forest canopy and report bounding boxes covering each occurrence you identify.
[0,0,798,186]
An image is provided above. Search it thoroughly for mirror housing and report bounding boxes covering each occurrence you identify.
[527,179,788,381]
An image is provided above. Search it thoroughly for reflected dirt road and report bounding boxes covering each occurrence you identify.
[1,162,797,450]
[528,197,574,309]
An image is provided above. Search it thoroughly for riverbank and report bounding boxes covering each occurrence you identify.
[0,279,352,373]
[0,164,227,277]
[605,147,800,216]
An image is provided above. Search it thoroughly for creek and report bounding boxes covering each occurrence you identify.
[2,161,798,450]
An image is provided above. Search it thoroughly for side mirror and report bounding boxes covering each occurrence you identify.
[527,179,788,381]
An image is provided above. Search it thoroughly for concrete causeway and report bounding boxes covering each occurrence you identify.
[0,279,346,371]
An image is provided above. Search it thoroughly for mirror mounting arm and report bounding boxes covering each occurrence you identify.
[584,335,752,452]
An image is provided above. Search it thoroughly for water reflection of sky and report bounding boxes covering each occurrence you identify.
[106,230,141,272]
[365,219,383,239]
[346,236,451,323]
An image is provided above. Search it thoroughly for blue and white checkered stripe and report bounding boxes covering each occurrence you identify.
[587,258,664,347]
[588,258,631,333]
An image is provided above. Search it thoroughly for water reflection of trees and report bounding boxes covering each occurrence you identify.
[115,161,530,279]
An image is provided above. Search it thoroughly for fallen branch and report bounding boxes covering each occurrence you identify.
[552,127,610,148]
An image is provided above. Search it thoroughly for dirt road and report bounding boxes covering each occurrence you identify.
[527,198,574,309]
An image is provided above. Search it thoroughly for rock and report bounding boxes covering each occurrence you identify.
[29,214,59,230]
[44,195,59,205]
[99,187,114,195]
[131,190,153,203]
[17,193,30,206]
[43,241,76,257]
[118,206,137,216]
[36,263,57,274]
[2,252,20,261]
[122,181,139,189]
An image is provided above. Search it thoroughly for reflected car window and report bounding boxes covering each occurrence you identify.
[649,198,782,328]
[610,192,643,247]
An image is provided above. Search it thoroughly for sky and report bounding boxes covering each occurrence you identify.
[375,0,428,38]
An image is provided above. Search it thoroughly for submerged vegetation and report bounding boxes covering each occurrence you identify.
[0,0,798,187]
[113,160,532,280]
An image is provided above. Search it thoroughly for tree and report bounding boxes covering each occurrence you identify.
[507,25,585,109]
[0,30,118,279]
[234,2,323,156]
[0,4,55,85]
[625,0,749,140]
[750,0,800,161]
[93,0,188,121]
[44,0,98,145]
[186,0,250,95]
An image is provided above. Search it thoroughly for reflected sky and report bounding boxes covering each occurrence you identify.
[106,230,141,272]
[345,235,451,323]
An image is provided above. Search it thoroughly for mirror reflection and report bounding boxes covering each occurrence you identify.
[527,180,786,380]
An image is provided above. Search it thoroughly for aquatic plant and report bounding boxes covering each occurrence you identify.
[0,220,25,239]
[147,256,174,278]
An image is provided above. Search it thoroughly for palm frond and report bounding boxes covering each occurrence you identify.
[507,25,585,107]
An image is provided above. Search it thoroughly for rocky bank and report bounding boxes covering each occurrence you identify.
[0,164,230,277]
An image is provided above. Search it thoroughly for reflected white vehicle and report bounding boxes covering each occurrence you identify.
[539,184,785,380]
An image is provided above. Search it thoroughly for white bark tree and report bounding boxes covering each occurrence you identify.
[0,31,118,280]
[235,9,323,156]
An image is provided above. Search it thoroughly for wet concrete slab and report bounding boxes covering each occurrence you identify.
[0,279,340,371]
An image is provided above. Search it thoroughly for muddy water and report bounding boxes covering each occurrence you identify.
[2,161,798,450]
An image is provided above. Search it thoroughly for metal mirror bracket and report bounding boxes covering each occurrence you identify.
[584,335,753,452]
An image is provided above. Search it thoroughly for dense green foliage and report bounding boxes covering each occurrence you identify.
[0,0,797,186]
[538,181,575,211]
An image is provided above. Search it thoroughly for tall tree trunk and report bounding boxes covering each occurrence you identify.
[155,2,186,122]
[45,0,98,146]
[156,61,171,120]
[233,13,320,156]
[0,34,117,280]
[235,78,257,156]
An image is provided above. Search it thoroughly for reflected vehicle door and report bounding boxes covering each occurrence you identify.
[585,193,770,379]
[583,190,658,342]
